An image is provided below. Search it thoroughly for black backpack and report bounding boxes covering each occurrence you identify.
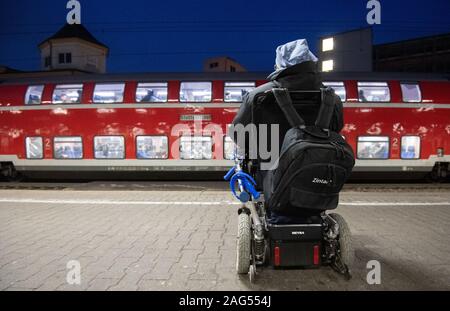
[263,87,355,216]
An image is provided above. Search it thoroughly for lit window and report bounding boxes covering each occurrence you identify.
[24,85,44,105]
[93,83,125,103]
[136,83,167,103]
[179,136,212,159]
[224,82,255,102]
[26,137,43,159]
[180,82,211,102]
[401,136,420,159]
[136,136,168,159]
[358,82,390,102]
[401,83,421,102]
[94,136,125,159]
[323,81,346,102]
[54,137,83,159]
[322,37,334,52]
[357,136,389,159]
[223,136,244,160]
[52,84,83,104]
[322,60,334,72]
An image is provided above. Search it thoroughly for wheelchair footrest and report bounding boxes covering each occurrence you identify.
[268,223,322,268]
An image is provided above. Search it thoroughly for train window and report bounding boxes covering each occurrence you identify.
[54,137,83,159]
[179,136,212,159]
[223,136,244,160]
[94,136,125,159]
[52,84,83,104]
[179,82,212,102]
[357,136,389,159]
[93,83,125,103]
[323,82,346,102]
[25,137,43,159]
[401,83,421,102]
[136,83,168,103]
[24,85,44,105]
[357,82,390,102]
[136,136,168,159]
[401,136,420,159]
[224,82,255,102]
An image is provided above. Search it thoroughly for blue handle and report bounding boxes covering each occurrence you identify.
[228,170,260,202]
[224,167,235,181]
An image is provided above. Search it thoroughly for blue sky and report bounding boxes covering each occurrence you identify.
[1,0,449,72]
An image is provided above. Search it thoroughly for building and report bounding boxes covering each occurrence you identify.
[203,56,247,72]
[317,27,373,72]
[373,33,450,73]
[38,23,109,73]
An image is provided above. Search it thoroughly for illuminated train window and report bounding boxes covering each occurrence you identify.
[179,136,212,160]
[94,136,125,159]
[179,82,212,102]
[136,136,168,159]
[401,83,421,102]
[357,136,389,159]
[25,137,43,159]
[357,82,390,102]
[136,83,168,103]
[224,82,255,102]
[54,137,83,159]
[93,83,125,103]
[401,136,420,159]
[52,84,83,104]
[323,82,346,102]
[24,85,44,105]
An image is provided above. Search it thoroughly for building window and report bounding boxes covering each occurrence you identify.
[358,82,390,102]
[54,137,83,159]
[136,83,168,103]
[26,137,43,159]
[52,84,83,104]
[401,136,420,159]
[323,81,346,102]
[322,37,334,52]
[44,56,51,67]
[136,136,168,159]
[401,83,421,102]
[179,136,212,160]
[179,82,212,102]
[93,83,125,103]
[230,66,236,72]
[322,60,334,72]
[24,85,44,105]
[224,82,255,102]
[94,136,125,159]
[58,53,72,64]
[357,136,389,159]
[209,62,218,69]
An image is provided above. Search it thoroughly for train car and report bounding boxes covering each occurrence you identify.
[0,72,449,181]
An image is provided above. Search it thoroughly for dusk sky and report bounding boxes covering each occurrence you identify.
[1,0,449,73]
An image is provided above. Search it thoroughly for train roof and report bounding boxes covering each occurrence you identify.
[0,71,448,85]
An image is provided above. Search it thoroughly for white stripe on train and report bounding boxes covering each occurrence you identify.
[1,102,450,111]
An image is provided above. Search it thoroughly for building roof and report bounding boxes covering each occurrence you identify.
[39,23,108,50]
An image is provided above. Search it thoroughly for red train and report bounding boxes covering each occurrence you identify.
[0,72,449,181]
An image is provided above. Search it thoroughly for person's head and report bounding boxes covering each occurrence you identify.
[273,39,317,71]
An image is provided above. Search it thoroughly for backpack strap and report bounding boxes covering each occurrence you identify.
[272,88,305,128]
[315,87,336,130]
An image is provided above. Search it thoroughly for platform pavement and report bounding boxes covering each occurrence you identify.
[0,183,449,291]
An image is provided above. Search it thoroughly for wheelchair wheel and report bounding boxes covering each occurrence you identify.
[236,212,251,274]
[329,213,354,272]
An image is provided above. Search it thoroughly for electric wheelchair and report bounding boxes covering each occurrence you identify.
[225,87,355,283]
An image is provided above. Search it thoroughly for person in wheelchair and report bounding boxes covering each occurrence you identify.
[232,39,345,223]
[227,40,355,279]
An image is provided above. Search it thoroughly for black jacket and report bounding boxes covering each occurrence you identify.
[232,61,344,132]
